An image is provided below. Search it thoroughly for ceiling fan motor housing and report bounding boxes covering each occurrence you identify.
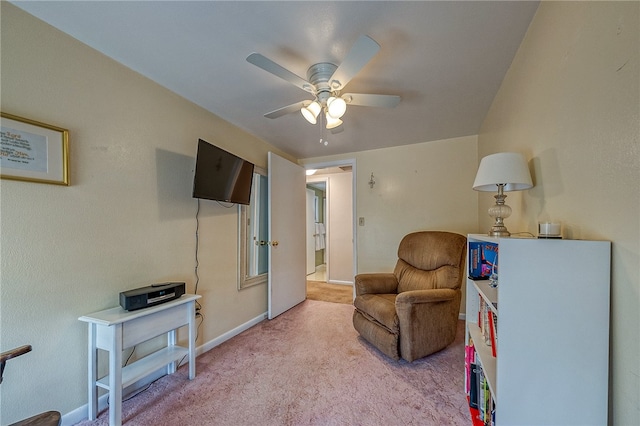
[307,62,339,104]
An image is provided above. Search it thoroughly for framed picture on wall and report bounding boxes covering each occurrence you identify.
[0,112,69,186]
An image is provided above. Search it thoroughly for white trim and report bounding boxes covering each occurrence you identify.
[304,159,357,289]
[195,312,267,356]
[328,280,353,286]
[306,175,330,280]
[61,312,268,426]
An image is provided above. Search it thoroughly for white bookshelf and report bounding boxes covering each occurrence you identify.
[465,234,610,425]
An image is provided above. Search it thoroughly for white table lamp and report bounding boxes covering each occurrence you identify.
[473,152,533,237]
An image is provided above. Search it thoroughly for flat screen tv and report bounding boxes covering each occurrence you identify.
[192,139,255,205]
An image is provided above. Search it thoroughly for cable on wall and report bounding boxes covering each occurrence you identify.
[194,199,202,315]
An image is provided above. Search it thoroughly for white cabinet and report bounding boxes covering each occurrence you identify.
[465,235,610,425]
[79,294,201,426]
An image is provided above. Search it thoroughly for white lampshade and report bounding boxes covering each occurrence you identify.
[325,113,343,129]
[473,152,533,192]
[473,152,533,237]
[326,96,347,119]
[301,101,321,124]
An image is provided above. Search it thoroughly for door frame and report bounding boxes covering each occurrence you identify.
[305,188,316,275]
[303,158,357,286]
[306,176,330,280]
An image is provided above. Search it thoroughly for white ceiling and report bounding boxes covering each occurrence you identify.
[11,1,539,159]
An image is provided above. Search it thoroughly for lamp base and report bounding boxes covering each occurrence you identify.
[487,185,512,237]
[488,226,511,237]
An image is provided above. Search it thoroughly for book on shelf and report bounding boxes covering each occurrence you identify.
[478,298,495,348]
[488,311,497,357]
[482,373,492,425]
[483,302,491,346]
[467,349,497,426]
[465,342,475,394]
[478,367,485,420]
[469,362,480,409]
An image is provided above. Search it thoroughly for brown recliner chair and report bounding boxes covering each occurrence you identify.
[353,231,467,362]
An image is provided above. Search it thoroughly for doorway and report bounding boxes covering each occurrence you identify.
[305,162,355,302]
[306,179,327,281]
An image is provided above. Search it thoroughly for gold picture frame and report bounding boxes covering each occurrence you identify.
[0,112,69,186]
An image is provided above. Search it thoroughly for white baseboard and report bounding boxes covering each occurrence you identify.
[327,280,353,286]
[61,311,268,426]
[195,312,267,356]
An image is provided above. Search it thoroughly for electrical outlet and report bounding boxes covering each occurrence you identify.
[359,217,365,226]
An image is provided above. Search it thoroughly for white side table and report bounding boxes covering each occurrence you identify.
[79,294,201,426]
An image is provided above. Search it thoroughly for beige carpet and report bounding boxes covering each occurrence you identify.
[306,280,354,304]
[74,300,470,425]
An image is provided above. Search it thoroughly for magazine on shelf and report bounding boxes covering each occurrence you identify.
[468,241,498,279]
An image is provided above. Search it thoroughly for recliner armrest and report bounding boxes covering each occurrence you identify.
[395,288,458,305]
[354,273,398,296]
[395,288,462,362]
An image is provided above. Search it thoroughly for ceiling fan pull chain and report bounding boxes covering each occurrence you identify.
[319,114,328,146]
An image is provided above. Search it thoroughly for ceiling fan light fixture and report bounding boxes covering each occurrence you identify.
[325,113,343,129]
[301,101,321,124]
[327,96,347,119]
[248,35,400,138]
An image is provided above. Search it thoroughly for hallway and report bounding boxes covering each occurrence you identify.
[306,264,326,282]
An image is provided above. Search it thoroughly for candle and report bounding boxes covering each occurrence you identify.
[539,222,561,236]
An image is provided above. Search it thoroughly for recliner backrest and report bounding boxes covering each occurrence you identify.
[394,231,467,293]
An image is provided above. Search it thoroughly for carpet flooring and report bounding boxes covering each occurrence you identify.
[306,280,353,305]
[74,300,470,425]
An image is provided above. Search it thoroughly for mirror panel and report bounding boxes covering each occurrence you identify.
[239,169,268,289]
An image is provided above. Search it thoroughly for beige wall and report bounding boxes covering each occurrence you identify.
[355,136,479,272]
[302,135,479,274]
[302,135,479,312]
[478,2,639,424]
[0,4,292,423]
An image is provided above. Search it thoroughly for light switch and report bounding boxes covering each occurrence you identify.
[359,217,365,226]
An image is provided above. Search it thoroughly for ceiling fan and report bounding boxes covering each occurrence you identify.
[246,35,401,130]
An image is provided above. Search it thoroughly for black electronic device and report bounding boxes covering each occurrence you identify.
[119,282,186,311]
[192,139,255,205]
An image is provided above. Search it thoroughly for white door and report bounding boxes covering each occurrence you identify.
[268,152,306,319]
[306,188,316,275]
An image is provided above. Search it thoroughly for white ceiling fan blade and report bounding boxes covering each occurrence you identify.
[343,93,401,108]
[247,53,314,93]
[329,35,380,91]
[264,101,309,119]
